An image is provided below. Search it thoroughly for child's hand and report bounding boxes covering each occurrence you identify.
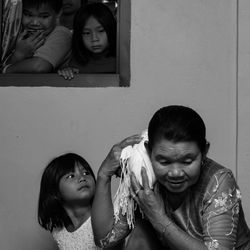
[98,135,142,180]
[58,67,80,80]
[14,30,45,61]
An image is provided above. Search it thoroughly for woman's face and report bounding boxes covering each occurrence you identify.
[58,163,95,205]
[149,138,202,194]
[82,16,109,54]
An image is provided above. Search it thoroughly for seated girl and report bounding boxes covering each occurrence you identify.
[38,152,132,250]
[38,153,100,249]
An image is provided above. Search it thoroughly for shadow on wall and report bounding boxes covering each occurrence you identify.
[30,228,58,250]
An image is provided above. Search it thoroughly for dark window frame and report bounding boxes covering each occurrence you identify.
[0,0,130,87]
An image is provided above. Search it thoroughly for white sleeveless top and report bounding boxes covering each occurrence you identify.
[52,217,101,250]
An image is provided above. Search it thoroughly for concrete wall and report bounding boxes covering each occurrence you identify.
[0,1,248,249]
[238,0,250,225]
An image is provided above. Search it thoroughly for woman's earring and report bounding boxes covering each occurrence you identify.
[201,158,207,167]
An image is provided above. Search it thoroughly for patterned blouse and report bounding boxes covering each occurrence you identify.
[160,158,250,250]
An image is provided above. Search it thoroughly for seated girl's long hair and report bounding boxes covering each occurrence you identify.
[38,153,96,232]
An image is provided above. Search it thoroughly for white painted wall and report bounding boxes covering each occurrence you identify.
[0,1,248,249]
[238,0,250,226]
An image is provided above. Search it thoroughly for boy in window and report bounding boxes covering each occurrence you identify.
[2,0,72,73]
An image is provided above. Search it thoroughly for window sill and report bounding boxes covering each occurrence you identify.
[0,73,124,87]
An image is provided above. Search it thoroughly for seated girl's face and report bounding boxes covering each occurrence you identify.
[58,163,95,205]
[82,16,109,54]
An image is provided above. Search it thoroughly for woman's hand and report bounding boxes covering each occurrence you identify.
[93,135,142,246]
[58,67,79,80]
[131,167,166,223]
[97,134,142,180]
[13,30,45,62]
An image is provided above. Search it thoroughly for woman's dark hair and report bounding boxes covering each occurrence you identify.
[38,153,95,232]
[23,0,62,14]
[72,2,117,64]
[148,105,207,154]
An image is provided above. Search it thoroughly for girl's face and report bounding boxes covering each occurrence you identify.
[58,163,95,205]
[82,16,109,54]
[149,138,202,194]
[22,4,59,36]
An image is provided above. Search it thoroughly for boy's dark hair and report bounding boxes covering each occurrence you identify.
[38,153,96,232]
[72,2,117,64]
[148,105,207,154]
[22,0,63,14]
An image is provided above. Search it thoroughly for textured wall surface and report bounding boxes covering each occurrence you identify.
[0,1,247,249]
[238,0,250,226]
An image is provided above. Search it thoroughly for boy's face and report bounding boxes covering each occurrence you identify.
[22,4,60,36]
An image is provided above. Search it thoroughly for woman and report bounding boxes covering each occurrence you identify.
[92,105,250,250]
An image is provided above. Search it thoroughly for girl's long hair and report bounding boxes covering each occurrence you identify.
[38,153,95,232]
[72,3,117,64]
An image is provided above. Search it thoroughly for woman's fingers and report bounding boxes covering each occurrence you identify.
[115,167,122,177]
[130,168,151,202]
[98,134,142,179]
[131,172,142,194]
[141,167,151,192]
[110,134,142,161]
[119,134,142,149]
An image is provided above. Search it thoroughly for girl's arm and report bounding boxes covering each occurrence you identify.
[91,135,142,248]
[92,173,131,248]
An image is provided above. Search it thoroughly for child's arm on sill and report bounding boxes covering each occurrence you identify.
[3,57,53,73]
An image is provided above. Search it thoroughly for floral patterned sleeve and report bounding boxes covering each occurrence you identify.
[202,170,241,250]
[99,213,132,248]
